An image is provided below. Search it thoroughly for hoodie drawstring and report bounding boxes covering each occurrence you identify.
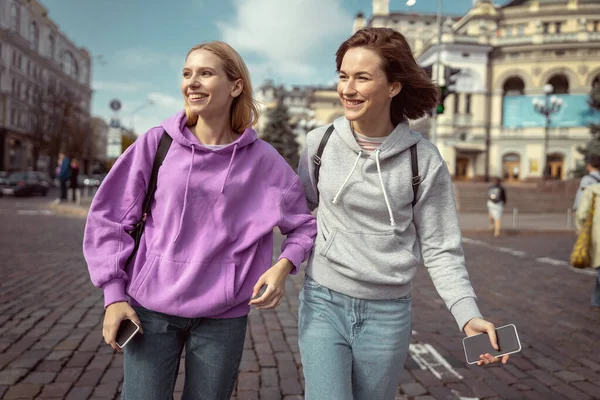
[221,143,238,194]
[375,150,396,226]
[332,151,363,204]
[174,146,196,243]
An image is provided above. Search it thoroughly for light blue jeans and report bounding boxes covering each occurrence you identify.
[298,275,412,400]
[121,306,247,400]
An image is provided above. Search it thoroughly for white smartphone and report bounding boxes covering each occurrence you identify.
[115,319,140,349]
[462,324,521,364]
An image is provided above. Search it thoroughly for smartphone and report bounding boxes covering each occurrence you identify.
[115,319,140,349]
[463,324,521,364]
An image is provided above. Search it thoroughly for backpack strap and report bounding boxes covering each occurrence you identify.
[125,130,172,267]
[410,144,421,207]
[313,124,335,197]
[589,174,600,183]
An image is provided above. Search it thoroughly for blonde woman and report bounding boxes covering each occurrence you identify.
[83,42,316,399]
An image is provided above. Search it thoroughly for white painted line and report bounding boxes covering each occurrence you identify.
[17,209,53,216]
[408,343,463,381]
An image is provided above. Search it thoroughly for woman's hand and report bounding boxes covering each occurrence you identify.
[103,301,143,351]
[464,317,509,366]
[248,258,294,309]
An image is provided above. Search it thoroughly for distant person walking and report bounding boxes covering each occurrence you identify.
[70,158,80,204]
[575,183,600,307]
[573,154,600,212]
[487,178,507,238]
[57,153,71,202]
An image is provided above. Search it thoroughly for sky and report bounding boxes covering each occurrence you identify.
[39,0,510,135]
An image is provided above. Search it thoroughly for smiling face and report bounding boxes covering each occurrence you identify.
[337,47,401,126]
[181,49,243,120]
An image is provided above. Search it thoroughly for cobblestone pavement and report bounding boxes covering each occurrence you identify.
[0,196,599,399]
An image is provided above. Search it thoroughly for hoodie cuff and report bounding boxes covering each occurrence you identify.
[451,297,483,332]
[278,243,305,275]
[103,279,128,308]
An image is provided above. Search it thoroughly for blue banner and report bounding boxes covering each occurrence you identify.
[502,94,600,128]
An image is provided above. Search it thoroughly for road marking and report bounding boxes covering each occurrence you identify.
[17,209,54,216]
[463,238,597,276]
[409,343,463,380]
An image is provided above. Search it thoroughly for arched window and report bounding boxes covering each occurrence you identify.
[502,77,525,95]
[61,51,78,79]
[547,74,569,94]
[29,21,38,50]
[10,3,19,33]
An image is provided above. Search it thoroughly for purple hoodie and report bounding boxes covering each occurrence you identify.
[83,111,317,318]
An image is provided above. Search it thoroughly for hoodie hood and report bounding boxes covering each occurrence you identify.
[161,110,257,153]
[332,117,421,161]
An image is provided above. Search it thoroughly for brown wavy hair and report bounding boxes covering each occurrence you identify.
[335,28,440,125]
[184,41,259,133]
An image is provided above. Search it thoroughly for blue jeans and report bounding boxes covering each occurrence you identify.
[298,275,412,400]
[122,307,247,400]
[593,268,600,307]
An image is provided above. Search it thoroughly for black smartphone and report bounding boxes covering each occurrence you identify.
[115,319,140,349]
[463,324,521,364]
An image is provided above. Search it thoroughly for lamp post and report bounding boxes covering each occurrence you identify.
[532,83,562,178]
[130,99,155,134]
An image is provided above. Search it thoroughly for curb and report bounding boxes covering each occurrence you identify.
[461,228,574,236]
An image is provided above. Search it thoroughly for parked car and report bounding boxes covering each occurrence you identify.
[0,171,50,196]
[83,173,106,188]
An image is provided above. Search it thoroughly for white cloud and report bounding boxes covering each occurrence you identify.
[147,92,182,111]
[216,0,352,84]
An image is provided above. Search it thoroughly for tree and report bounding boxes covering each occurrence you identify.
[575,81,600,177]
[261,97,300,169]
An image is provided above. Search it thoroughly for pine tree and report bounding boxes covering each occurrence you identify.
[575,82,600,177]
[261,97,300,169]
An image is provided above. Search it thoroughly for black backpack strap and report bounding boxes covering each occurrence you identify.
[589,174,600,183]
[410,144,421,207]
[125,130,172,267]
[141,131,172,218]
[313,124,335,198]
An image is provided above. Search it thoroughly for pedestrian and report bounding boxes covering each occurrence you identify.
[487,177,507,238]
[69,158,80,204]
[56,153,71,202]
[83,41,316,400]
[573,154,600,212]
[575,183,600,307]
[297,27,508,400]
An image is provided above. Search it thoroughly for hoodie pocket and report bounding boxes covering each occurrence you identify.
[319,229,420,284]
[132,254,237,313]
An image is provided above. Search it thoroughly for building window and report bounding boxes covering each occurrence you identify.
[48,35,55,60]
[517,24,525,36]
[454,93,460,115]
[29,21,39,50]
[543,22,549,34]
[465,94,472,115]
[594,21,599,32]
[506,26,512,36]
[555,22,562,34]
[61,51,79,79]
[10,109,17,125]
[10,4,19,33]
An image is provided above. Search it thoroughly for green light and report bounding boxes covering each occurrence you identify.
[437,104,445,114]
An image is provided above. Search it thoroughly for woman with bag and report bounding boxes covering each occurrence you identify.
[297,27,508,400]
[83,41,316,400]
[574,183,600,306]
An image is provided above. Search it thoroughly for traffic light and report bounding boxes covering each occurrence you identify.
[437,65,461,114]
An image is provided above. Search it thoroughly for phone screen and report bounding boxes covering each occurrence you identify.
[463,324,521,364]
[115,319,140,348]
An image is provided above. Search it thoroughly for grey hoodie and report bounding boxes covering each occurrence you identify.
[298,117,482,331]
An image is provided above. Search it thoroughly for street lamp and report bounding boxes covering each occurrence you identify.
[130,99,155,134]
[532,83,563,178]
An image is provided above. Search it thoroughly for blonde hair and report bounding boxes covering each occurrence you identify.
[184,41,259,133]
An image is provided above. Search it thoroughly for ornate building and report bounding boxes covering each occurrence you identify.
[355,0,600,181]
[0,0,92,172]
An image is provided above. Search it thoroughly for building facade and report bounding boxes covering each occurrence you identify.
[0,0,92,173]
[356,0,600,181]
